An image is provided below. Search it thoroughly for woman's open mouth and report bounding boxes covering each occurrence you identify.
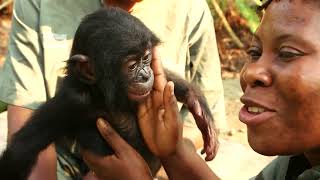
[239,97,276,126]
[239,105,275,126]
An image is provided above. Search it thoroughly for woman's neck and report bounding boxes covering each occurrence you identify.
[304,147,320,167]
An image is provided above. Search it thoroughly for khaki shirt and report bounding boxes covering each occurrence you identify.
[0,0,227,129]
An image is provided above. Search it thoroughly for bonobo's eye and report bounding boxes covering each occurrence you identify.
[127,60,137,70]
[247,46,262,61]
[278,46,305,61]
[142,51,151,64]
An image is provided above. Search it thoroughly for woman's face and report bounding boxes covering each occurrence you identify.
[239,0,320,156]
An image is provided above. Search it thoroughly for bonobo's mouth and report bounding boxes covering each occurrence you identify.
[128,89,151,102]
[127,75,154,102]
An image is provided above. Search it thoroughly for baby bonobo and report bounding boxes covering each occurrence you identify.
[0,8,217,179]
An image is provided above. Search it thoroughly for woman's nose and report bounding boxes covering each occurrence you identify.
[240,62,272,90]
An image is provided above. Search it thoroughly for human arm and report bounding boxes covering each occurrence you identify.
[2,0,57,179]
[186,0,227,131]
[7,105,57,180]
[160,142,220,180]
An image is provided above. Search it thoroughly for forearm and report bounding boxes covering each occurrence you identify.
[160,142,219,180]
[28,145,57,180]
[189,11,227,130]
[7,105,57,180]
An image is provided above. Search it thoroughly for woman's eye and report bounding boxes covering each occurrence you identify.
[278,47,304,60]
[247,47,262,61]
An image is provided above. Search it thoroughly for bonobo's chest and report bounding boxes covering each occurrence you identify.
[75,108,160,175]
[102,112,161,175]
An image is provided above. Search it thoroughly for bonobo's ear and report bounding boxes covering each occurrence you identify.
[69,54,96,84]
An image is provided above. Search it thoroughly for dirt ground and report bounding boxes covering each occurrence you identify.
[220,79,248,145]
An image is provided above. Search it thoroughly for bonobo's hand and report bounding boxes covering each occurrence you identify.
[81,119,153,180]
[138,47,183,157]
[186,93,219,161]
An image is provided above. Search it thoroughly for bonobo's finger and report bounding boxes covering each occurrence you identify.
[204,136,215,161]
[189,100,202,118]
[96,118,132,156]
[188,100,218,161]
[151,46,167,92]
[201,129,219,161]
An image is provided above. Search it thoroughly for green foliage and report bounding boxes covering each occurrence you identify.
[234,0,261,32]
[207,0,262,32]
[206,0,228,19]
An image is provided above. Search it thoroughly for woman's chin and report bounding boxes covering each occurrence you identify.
[248,137,299,156]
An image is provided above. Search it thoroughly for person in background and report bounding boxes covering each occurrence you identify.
[0,0,226,179]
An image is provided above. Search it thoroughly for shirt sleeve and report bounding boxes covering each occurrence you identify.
[186,0,227,130]
[0,0,47,109]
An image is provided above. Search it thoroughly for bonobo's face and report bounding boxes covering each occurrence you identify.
[122,48,154,102]
[239,0,320,156]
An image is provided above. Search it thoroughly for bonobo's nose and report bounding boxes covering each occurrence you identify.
[137,68,150,82]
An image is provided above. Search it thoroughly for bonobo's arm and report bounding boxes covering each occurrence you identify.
[0,90,86,180]
[165,69,218,161]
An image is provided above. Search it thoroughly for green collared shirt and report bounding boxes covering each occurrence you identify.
[252,155,320,180]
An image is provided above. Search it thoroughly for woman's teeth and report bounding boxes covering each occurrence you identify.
[247,106,265,113]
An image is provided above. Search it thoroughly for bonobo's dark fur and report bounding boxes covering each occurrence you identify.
[0,8,215,180]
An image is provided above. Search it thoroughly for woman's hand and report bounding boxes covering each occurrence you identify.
[81,118,153,180]
[138,47,183,158]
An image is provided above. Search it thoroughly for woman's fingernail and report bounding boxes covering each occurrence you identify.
[97,118,108,129]
[169,82,174,95]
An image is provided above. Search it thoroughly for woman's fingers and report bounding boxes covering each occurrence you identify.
[96,118,132,157]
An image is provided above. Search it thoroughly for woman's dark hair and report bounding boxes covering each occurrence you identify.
[258,0,274,11]
[258,0,320,11]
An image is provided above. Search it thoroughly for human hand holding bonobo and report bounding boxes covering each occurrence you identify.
[137,47,183,158]
[138,46,218,160]
[81,119,152,180]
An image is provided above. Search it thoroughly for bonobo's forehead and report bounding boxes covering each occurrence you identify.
[72,7,160,58]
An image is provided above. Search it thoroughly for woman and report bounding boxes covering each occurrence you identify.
[240,0,320,179]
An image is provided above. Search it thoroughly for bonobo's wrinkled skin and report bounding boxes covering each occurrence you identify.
[0,8,216,180]
[239,0,320,163]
